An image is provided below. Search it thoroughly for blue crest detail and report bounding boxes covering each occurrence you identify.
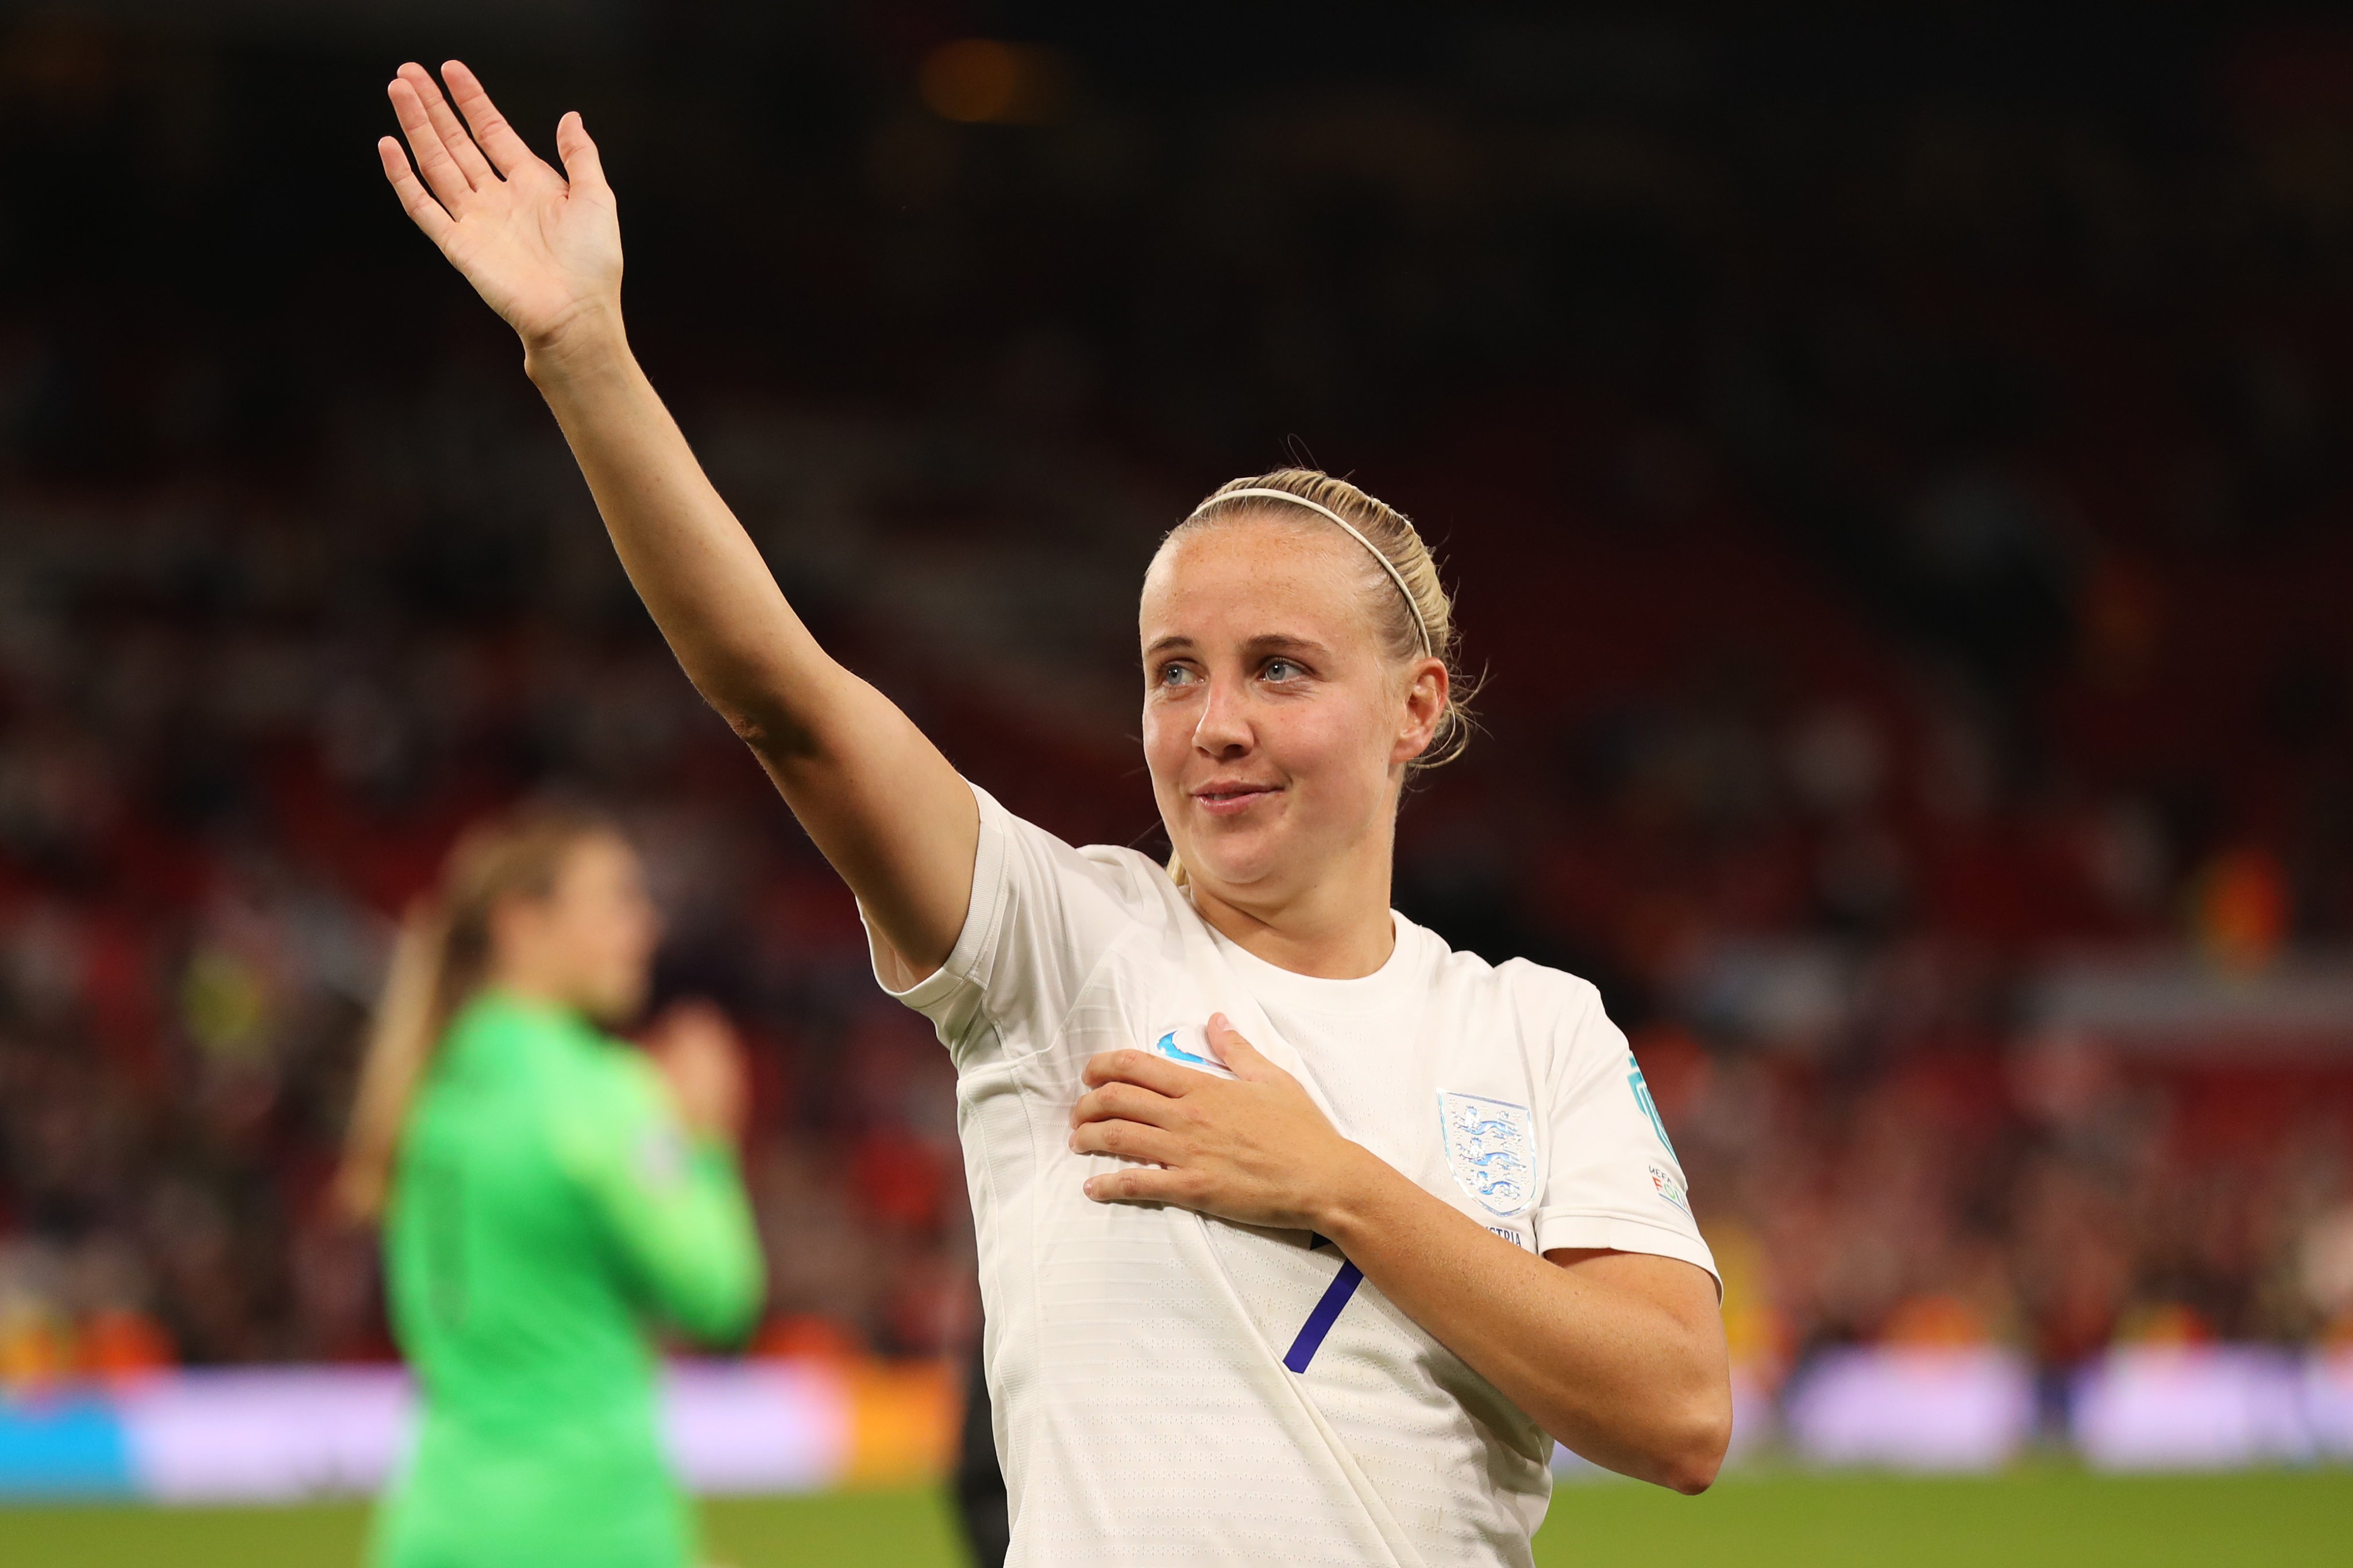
[1437,1091,1537,1217]
[1625,1053,1678,1160]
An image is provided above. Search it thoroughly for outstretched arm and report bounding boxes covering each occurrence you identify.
[378,61,975,978]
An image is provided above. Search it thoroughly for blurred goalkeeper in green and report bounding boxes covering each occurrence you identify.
[337,806,765,1568]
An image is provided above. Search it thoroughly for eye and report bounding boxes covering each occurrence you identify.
[1156,663,1197,688]
[1262,658,1302,682]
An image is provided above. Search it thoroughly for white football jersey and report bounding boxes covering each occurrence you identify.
[877,785,1716,1567]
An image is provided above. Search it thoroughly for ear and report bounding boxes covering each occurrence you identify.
[1391,656,1448,765]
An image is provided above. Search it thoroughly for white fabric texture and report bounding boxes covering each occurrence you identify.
[875,784,1718,1567]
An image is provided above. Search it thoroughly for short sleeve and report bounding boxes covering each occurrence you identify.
[869,781,1146,1069]
[1531,983,1721,1293]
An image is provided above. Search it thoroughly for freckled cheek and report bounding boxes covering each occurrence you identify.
[1261,708,1391,817]
[1139,705,1189,795]
[1249,706,1348,782]
[1141,698,1294,816]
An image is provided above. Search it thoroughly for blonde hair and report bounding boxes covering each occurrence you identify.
[1160,467,1475,885]
[334,804,620,1222]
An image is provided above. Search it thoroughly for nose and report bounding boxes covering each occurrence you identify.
[1191,672,1254,758]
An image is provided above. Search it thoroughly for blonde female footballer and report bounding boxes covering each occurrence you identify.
[377,61,1730,1567]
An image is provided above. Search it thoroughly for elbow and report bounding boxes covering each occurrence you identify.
[1552,1382,1731,1495]
[712,695,802,757]
[682,1295,761,1351]
[1658,1389,1733,1495]
[715,1274,769,1346]
[1663,1451,1724,1497]
[677,1270,766,1349]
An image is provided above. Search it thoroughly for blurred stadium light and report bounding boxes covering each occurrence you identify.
[917,40,1072,126]
[0,1358,950,1501]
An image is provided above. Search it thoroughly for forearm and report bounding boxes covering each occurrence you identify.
[603,1141,766,1345]
[1319,1151,1730,1492]
[664,1144,767,1343]
[522,323,979,965]
[525,319,842,748]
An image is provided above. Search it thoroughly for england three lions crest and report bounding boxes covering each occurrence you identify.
[1437,1091,1537,1217]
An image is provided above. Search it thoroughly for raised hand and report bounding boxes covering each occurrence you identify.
[379,61,622,358]
[649,998,750,1145]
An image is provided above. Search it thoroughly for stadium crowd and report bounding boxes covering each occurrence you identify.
[1,10,2351,1415]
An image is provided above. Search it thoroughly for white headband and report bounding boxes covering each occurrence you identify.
[1187,486,1434,658]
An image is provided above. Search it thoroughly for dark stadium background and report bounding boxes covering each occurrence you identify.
[2,0,2350,1496]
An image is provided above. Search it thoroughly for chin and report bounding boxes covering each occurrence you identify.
[583,984,647,1027]
[1178,835,1284,891]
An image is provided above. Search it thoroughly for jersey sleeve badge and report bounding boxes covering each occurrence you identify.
[1648,1161,1691,1214]
[1626,1052,1680,1160]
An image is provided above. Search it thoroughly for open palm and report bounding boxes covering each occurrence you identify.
[379,61,622,350]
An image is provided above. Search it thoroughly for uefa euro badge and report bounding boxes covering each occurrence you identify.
[1437,1092,1536,1217]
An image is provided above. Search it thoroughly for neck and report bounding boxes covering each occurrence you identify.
[485,959,571,1014]
[1185,837,1398,980]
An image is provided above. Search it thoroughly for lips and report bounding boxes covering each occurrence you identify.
[1190,781,1281,817]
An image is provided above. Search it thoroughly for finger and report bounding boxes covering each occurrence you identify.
[397,61,494,191]
[377,135,455,244]
[1206,1014,1286,1083]
[439,59,541,179]
[387,75,474,209]
[1081,1048,1201,1096]
[1070,1119,1186,1165]
[1083,1165,1205,1206]
[553,110,610,199]
[653,997,739,1052]
[1071,1082,1185,1131]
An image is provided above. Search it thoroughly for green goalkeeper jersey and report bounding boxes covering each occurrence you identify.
[371,990,764,1568]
